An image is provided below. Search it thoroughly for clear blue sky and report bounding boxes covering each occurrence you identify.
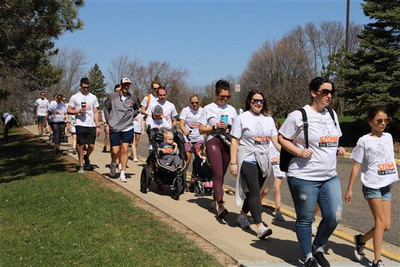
[55,0,370,88]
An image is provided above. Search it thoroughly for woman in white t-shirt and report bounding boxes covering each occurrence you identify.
[278,77,345,267]
[179,94,205,171]
[345,105,398,267]
[230,90,280,239]
[199,80,237,218]
[46,93,68,153]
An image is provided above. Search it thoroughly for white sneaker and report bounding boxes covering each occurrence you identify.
[237,214,250,229]
[110,162,117,177]
[118,163,122,171]
[119,171,127,182]
[133,157,138,162]
[257,224,272,239]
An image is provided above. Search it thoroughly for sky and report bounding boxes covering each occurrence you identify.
[55,0,371,88]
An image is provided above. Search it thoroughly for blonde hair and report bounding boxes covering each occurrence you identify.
[163,130,174,139]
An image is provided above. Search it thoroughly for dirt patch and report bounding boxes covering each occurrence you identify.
[20,128,238,267]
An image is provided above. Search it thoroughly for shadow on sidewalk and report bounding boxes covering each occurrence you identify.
[0,131,74,183]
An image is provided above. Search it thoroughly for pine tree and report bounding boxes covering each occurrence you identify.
[88,63,107,101]
[339,0,400,118]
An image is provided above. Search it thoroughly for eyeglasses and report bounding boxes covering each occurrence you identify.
[317,89,335,97]
[375,117,392,124]
[251,99,265,105]
[158,94,166,97]
[218,95,231,100]
[191,102,199,104]
[82,86,89,89]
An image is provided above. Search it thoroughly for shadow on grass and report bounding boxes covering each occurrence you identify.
[0,130,75,183]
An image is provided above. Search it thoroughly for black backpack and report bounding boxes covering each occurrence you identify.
[279,107,336,172]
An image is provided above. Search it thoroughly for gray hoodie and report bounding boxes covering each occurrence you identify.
[103,92,140,132]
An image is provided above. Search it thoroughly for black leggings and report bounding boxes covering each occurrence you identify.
[206,137,230,204]
[50,122,66,145]
[241,161,266,224]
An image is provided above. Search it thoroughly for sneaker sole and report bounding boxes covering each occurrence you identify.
[258,228,273,240]
[217,208,228,218]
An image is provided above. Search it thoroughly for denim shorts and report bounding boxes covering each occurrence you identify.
[110,129,134,146]
[362,184,392,201]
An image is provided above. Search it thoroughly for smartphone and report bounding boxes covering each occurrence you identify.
[220,115,228,125]
[81,101,86,108]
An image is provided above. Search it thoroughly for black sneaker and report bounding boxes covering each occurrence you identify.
[312,251,330,267]
[83,155,93,170]
[304,258,318,267]
[372,260,385,267]
[354,234,366,261]
[102,146,107,153]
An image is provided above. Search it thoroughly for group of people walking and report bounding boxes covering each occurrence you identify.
[31,76,398,267]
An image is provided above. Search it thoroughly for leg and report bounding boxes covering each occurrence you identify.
[288,177,319,260]
[184,151,192,171]
[133,134,140,160]
[103,125,109,152]
[366,198,391,262]
[120,142,130,171]
[206,138,224,204]
[273,177,283,212]
[313,175,343,252]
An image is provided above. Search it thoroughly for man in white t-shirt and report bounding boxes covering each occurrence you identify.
[34,91,49,137]
[68,77,101,173]
[140,80,160,116]
[146,86,177,127]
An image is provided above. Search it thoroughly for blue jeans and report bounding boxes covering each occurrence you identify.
[287,175,343,259]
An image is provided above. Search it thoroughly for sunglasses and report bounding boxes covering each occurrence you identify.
[82,86,89,89]
[375,117,392,124]
[158,94,166,97]
[251,99,265,105]
[317,89,335,97]
[191,101,199,104]
[218,95,231,100]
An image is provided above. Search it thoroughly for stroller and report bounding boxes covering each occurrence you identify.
[140,127,187,200]
[189,144,213,197]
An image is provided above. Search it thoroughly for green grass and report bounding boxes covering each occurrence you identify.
[0,129,220,266]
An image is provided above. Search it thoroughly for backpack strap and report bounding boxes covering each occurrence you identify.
[298,108,308,149]
[145,94,151,111]
[326,107,337,126]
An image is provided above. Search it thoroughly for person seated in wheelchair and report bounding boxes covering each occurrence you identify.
[158,130,183,169]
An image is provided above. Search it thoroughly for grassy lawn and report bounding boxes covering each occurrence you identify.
[0,129,220,266]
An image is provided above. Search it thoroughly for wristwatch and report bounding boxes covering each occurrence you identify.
[212,125,217,131]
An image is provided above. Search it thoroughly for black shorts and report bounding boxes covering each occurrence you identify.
[76,126,96,145]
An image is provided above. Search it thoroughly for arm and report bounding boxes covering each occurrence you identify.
[278,134,312,159]
[93,107,100,137]
[173,142,178,154]
[199,121,221,135]
[345,161,361,204]
[229,137,239,176]
[179,119,190,136]
[172,117,177,128]
[271,135,281,152]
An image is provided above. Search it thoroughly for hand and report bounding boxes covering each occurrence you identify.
[80,107,86,113]
[299,148,313,159]
[219,121,227,129]
[96,127,101,137]
[230,164,238,176]
[337,146,345,156]
[345,190,352,204]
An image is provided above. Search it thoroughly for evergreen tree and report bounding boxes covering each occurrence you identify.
[0,0,84,93]
[88,63,107,101]
[339,0,400,118]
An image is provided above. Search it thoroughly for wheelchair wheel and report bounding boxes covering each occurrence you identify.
[140,166,150,193]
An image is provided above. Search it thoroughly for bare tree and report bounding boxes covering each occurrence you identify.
[319,21,345,67]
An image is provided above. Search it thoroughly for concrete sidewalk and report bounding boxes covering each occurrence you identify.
[24,125,400,267]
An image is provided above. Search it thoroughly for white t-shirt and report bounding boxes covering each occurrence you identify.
[35,98,49,116]
[147,100,177,125]
[231,111,277,162]
[145,116,171,130]
[269,142,286,178]
[279,105,342,181]
[179,106,205,143]
[141,94,158,111]
[350,133,399,189]
[199,102,237,141]
[48,102,68,123]
[133,114,143,133]
[68,92,99,127]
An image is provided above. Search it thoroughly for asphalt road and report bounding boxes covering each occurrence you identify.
[96,132,400,247]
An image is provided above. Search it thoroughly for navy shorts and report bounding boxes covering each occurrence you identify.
[110,129,134,147]
[362,184,392,201]
[76,126,96,145]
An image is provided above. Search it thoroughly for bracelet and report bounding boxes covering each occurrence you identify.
[230,163,237,165]
[96,126,100,128]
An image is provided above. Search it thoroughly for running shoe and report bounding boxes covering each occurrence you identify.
[312,251,330,267]
[274,211,285,221]
[78,166,84,174]
[237,214,250,229]
[354,234,366,261]
[110,162,117,178]
[304,258,318,267]
[257,224,272,239]
[372,260,385,267]
[119,172,127,182]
